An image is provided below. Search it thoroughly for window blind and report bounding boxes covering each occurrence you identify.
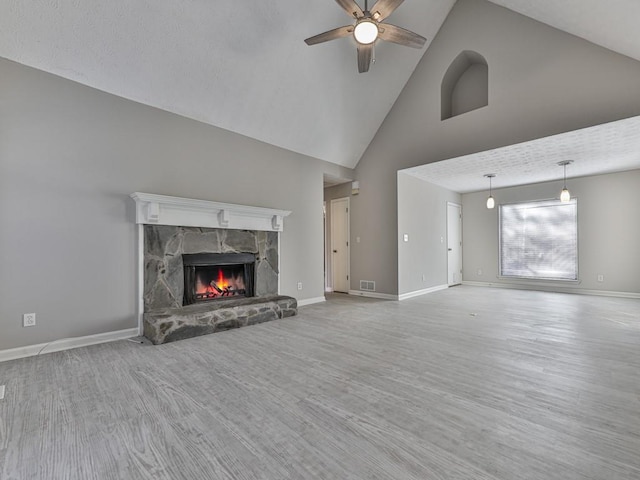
[499,199,577,280]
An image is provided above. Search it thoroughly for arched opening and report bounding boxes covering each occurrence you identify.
[441,50,488,120]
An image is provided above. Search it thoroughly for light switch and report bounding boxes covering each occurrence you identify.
[403,234,409,242]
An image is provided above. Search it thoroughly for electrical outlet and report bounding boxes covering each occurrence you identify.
[23,313,36,327]
[422,274,426,282]
[597,274,604,283]
[297,282,303,290]
[477,269,483,276]
[0,385,5,400]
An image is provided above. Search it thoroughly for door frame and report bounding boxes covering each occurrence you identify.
[323,201,331,292]
[447,201,463,286]
[330,197,350,293]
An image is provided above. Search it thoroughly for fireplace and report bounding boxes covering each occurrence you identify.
[132,194,296,345]
[141,225,279,312]
[183,253,255,305]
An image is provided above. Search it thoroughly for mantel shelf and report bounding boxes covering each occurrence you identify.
[130,192,292,232]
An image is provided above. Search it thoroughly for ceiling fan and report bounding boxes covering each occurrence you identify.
[304,0,426,73]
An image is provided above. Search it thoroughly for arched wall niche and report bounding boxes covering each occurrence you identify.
[441,50,488,120]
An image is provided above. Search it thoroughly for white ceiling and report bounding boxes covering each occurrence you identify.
[403,115,640,193]
[0,0,455,168]
[1,1,640,169]
[489,0,640,63]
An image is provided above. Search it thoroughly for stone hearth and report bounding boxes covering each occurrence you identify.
[144,295,297,344]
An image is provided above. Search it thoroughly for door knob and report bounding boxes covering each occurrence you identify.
[333,250,338,253]
[448,248,453,251]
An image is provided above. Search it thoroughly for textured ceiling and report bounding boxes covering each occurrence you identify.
[1,1,639,169]
[403,115,640,193]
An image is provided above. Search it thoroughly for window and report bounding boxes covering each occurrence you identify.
[499,199,577,280]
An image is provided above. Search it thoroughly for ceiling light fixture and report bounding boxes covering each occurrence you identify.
[484,174,496,209]
[557,160,573,202]
[353,19,379,45]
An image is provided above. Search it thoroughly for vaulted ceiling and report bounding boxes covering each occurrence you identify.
[1,1,639,169]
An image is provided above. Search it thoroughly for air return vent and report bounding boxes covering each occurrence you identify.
[360,280,376,292]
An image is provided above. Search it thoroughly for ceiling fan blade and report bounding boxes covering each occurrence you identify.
[305,26,353,46]
[378,23,426,48]
[357,44,373,73]
[334,0,364,18]
[369,0,404,21]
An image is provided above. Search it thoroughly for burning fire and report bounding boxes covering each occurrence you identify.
[195,268,245,300]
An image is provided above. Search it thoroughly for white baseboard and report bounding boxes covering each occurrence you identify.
[0,328,139,363]
[324,287,334,293]
[348,290,398,300]
[297,296,327,307]
[398,284,449,301]
[461,281,640,299]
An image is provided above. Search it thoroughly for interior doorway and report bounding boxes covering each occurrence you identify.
[331,197,350,293]
[447,202,462,286]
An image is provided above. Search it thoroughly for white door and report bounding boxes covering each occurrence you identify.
[331,197,350,293]
[447,202,462,286]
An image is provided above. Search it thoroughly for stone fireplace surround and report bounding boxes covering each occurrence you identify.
[131,193,297,344]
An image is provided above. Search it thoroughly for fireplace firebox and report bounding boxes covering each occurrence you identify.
[183,253,255,305]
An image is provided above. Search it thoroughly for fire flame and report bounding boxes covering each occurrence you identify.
[194,268,243,299]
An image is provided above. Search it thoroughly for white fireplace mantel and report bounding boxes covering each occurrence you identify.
[130,192,291,232]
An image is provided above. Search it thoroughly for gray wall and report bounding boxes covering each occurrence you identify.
[397,173,461,295]
[462,170,640,294]
[0,57,353,351]
[352,0,640,296]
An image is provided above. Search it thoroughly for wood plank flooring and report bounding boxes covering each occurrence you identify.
[1,286,639,479]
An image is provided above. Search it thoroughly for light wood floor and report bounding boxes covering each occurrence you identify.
[1,286,639,479]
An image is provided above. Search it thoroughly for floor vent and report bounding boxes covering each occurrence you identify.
[360,280,376,291]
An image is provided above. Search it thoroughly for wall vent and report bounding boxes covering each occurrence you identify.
[360,280,376,291]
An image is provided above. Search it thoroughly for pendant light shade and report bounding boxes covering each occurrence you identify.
[558,161,573,203]
[484,174,496,209]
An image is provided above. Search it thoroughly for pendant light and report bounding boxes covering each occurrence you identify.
[558,160,573,202]
[484,174,496,209]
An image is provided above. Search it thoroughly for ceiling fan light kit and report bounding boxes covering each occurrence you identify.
[354,19,379,44]
[305,0,426,73]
